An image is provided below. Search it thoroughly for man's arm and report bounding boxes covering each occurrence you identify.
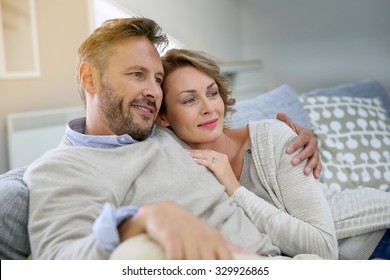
[276,112,322,179]
[119,202,239,260]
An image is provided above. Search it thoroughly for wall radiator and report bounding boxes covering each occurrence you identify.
[7,106,84,169]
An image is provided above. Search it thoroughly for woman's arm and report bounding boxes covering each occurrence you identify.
[189,121,338,259]
[236,120,337,259]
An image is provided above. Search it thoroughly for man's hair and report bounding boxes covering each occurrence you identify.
[161,48,236,115]
[77,17,169,105]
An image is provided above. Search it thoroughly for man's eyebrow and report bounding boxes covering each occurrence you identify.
[124,65,164,77]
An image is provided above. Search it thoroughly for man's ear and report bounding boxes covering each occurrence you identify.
[156,113,170,127]
[79,62,97,94]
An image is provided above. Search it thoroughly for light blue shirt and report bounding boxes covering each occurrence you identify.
[66,117,156,148]
[66,117,156,252]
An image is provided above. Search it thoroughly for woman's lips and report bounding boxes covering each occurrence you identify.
[198,118,218,128]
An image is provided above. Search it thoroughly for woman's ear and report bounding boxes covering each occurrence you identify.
[80,62,97,94]
[156,113,170,127]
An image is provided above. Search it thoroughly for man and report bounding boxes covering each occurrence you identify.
[25,17,321,260]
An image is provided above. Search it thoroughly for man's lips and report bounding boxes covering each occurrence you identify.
[131,99,157,116]
[198,118,218,128]
[131,104,155,114]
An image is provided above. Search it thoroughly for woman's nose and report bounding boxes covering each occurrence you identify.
[200,99,213,114]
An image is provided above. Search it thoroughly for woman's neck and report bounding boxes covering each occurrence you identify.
[190,127,250,178]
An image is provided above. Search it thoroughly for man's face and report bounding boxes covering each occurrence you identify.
[95,37,164,141]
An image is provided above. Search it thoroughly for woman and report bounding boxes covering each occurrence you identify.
[157,48,390,260]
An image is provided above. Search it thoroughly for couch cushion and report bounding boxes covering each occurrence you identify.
[0,167,31,259]
[303,79,390,119]
[300,95,390,194]
[226,84,312,129]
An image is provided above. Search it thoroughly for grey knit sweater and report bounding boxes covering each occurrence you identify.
[25,126,280,259]
[233,120,338,259]
[233,120,390,259]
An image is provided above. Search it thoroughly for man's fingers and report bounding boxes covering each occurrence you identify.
[216,242,234,260]
[287,132,310,155]
[163,236,185,260]
[312,152,322,179]
[293,145,315,165]
[277,112,298,133]
[301,151,322,179]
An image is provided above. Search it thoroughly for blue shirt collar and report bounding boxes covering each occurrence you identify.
[65,117,156,148]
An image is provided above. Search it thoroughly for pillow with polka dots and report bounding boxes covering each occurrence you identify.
[300,95,390,194]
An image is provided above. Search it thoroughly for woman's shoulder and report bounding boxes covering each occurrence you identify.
[248,119,295,135]
[248,119,298,151]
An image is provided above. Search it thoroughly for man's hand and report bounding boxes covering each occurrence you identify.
[118,202,237,259]
[277,112,322,179]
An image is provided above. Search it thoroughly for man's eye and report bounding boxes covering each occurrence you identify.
[155,77,163,84]
[131,72,142,78]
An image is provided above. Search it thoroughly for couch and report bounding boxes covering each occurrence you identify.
[1,79,389,259]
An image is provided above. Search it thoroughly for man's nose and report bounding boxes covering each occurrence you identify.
[142,80,162,99]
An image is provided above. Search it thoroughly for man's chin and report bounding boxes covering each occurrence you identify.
[132,126,154,141]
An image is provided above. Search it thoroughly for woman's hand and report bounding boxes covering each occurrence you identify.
[276,112,322,179]
[187,149,241,196]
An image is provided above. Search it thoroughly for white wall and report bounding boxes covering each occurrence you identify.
[0,0,89,174]
[1,0,389,173]
[113,0,243,60]
[241,0,390,93]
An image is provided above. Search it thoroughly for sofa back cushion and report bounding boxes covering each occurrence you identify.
[303,79,390,119]
[226,84,312,129]
[0,167,31,259]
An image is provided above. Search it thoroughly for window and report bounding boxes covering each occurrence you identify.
[0,0,40,79]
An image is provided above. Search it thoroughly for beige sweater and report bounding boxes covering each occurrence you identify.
[25,126,280,259]
[233,120,338,259]
[233,120,390,259]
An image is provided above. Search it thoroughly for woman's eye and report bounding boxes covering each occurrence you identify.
[183,98,195,104]
[208,91,219,97]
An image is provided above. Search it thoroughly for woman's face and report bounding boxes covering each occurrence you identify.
[158,66,225,147]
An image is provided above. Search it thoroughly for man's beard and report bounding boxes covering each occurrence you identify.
[98,80,157,141]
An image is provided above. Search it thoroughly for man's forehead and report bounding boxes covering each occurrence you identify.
[109,38,163,68]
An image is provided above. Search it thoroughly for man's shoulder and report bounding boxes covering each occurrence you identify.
[154,126,187,146]
[24,141,84,176]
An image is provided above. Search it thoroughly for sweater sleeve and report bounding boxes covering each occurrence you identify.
[25,149,114,259]
[232,120,338,259]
